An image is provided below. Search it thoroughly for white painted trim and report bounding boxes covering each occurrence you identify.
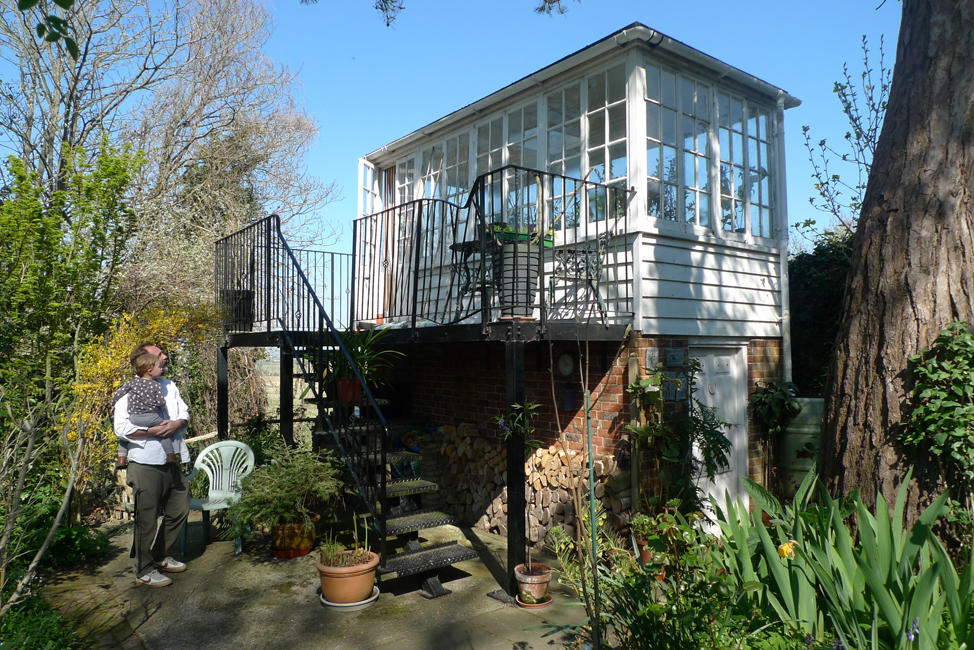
[775,94,793,382]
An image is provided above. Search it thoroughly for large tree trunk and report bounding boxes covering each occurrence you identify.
[820,0,974,526]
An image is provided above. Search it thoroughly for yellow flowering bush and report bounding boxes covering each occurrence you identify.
[71,302,222,496]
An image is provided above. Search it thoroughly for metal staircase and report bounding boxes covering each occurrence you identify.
[215,215,476,598]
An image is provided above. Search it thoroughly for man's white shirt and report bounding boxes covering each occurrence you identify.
[114,377,191,464]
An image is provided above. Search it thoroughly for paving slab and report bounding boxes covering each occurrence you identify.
[42,520,586,650]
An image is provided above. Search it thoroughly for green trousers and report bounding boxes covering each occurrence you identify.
[127,462,189,576]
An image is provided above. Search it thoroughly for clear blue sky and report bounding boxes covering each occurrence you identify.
[264,0,902,249]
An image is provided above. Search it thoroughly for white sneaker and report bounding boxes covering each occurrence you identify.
[137,569,172,587]
[154,556,187,573]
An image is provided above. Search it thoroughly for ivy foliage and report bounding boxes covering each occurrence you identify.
[788,230,853,396]
[904,321,974,489]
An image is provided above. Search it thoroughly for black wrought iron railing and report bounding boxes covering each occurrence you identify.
[352,166,635,332]
[215,216,390,562]
[214,222,353,333]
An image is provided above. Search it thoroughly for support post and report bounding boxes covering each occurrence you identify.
[217,344,229,439]
[505,339,526,597]
[280,346,294,447]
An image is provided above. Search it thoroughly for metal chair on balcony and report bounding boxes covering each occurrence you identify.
[548,232,611,326]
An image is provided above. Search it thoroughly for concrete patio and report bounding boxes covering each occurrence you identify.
[42,518,586,650]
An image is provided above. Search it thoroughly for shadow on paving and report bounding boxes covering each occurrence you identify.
[41,520,586,650]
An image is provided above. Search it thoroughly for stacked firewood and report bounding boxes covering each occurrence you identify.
[436,424,630,549]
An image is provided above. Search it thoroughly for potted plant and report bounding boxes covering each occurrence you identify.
[487,223,554,318]
[328,328,404,402]
[497,402,554,607]
[315,519,380,608]
[629,512,654,564]
[225,445,342,557]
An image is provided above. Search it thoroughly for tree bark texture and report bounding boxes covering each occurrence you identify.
[821,0,974,526]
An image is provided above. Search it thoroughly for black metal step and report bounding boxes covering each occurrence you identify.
[385,509,460,536]
[366,450,420,465]
[381,541,479,577]
[387,478,439,497]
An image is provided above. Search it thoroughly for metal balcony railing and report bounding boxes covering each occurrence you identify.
[352,166,635,333]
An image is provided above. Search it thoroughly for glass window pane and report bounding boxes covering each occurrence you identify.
[761,141,771,171]
[646,66,660,103]
[458,162,469,189]
[761,113,770,142]
[647,145,661,179]
[748,112,758,140]
[732,132,743,166]
[608,65,626,103]
[609,143,626,180]
[647,102,660,141]
[509,111,522,143]
[447,138,458,166]
[699,193,710,228]
[509,143,521,167]
[547,128,563,162]
[720,162,733,194]
[663,184,677,220]
[589,148,605,182]
[565,155,581,179]
[684,152,695,187]
[490,118,503,151]
[477,153,489,174]
[525,105,538,139]
[685,189,696,224]
[762,207,772,237]
[736,199,746,232]
[698,156,709,191]
[608,104,626,142]
[588,109,605,147]
[750,204,760,236]
[696,85,709,121]
[662,70,676,108]
[697,121,707,154]
[719,128,730,162]
[647,179,661,217]
[682,115,694,151]
[721,197,734,231]
[749,137,759,171]
[760,175,769,205]
[681,77,695,116]
[477,125,489,155]
[459,135,469,162]
[588,73,606,109]
[566,84,581,121]
[565,120,581,157]
[731,98,743,131]
[662,108,677,146]
[718,92,730,128]
[662,146,677,182]
[549,160,564,176]
[548,92,563,125]
[523,137,538,169]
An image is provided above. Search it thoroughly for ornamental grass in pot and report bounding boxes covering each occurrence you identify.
[315,520,379,604]
[225,445,342,557]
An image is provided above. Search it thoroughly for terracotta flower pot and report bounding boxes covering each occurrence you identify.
[271,524,315,558]
[316,551,380,604]
[514,563,552,605]
[635,538,652,565]
[336,378,362,403]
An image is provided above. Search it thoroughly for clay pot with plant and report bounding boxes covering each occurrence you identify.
[629,513,654,565]
[225,445,342,557]
[496,401,554,607]
[315,519,380,605]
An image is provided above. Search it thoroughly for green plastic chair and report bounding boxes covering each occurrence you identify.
[179,441,255,556]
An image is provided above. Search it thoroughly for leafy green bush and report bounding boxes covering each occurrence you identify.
[0,592,77,650]
[42,525,110,568]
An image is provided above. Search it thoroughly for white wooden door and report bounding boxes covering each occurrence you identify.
[688,347,748,513]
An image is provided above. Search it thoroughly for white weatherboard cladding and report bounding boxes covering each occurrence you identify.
[638,233,781,337]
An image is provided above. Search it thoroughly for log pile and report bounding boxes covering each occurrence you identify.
[435,425,630,549]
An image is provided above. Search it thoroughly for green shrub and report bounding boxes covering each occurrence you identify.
[42,525,110,568]
[0,592,77,649]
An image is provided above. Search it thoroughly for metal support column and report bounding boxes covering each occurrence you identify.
[505,339,526,597]
[280,346,294,447]
[217,344,229,439]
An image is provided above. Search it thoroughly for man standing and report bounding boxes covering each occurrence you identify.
[114,343,191,587]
